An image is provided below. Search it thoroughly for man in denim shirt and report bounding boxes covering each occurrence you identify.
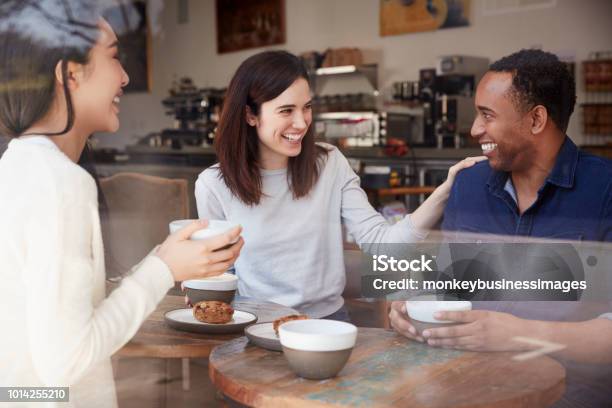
[442,59,611,242]
[390,50,612,407]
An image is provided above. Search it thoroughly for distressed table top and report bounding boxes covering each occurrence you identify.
[209,328,566,408]
[117,295,298,359]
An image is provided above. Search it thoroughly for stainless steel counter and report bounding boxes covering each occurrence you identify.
[340,146,482,160]
[93,145,480,215]
[119,144,480,161]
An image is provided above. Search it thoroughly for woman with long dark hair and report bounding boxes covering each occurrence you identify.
[0,11,243,407]
[196,50,483,321]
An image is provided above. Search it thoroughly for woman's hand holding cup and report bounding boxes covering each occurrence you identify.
[156,219,243,282]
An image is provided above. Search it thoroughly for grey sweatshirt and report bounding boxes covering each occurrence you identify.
[195,144,424,317]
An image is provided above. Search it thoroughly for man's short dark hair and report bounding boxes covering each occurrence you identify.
[489,49,576,132]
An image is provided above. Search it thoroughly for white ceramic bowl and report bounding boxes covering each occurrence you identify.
[183,273,239,304]
[279,319,358,380]
[168,219,240,242]
[406,296,472,323]
[279,319,357,352]
[183,273,238,291]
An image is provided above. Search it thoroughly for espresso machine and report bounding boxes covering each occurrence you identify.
[156,77,225,149]
[419,55,489,148]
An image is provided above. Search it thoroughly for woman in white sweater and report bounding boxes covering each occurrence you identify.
[0,16,243,408]
[195,51,484,320]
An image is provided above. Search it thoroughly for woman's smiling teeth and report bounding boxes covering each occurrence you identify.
[481,142,498,153]
[113,96,121,105]
[282,133,302,141]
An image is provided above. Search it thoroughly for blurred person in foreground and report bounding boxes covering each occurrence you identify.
[0,3,242,407]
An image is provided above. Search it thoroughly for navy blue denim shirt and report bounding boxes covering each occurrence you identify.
[442,137,612,408]
[442,137,612,242]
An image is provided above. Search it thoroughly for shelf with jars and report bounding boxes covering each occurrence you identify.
[581,51,612,148]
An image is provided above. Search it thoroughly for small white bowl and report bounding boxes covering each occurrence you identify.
[406,297,472,324]
[279,319,357,351]
[169,219,240,243]
[405,296,472,335]
[183,273,238,291]
[183,273,239,304]
[279,319,358,380]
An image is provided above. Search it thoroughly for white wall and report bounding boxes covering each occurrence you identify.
[97,0,612,148]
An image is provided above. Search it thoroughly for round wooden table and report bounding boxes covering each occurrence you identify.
[118,295,298,359]
[209,328,566,408]
[115,294,299,392]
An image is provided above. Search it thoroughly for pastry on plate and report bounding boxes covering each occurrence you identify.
[193,300,234,324]
[273,314,309,335]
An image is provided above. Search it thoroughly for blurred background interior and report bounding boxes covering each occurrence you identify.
[1,1,611,406]
[1,0,611,220]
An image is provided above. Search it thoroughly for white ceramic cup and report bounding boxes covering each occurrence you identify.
[183,273,239,304]
[279,319,358,380]
[279,319,358,352]
[183,273,238,291]
[405,295,472,324]
[169,219,240,243]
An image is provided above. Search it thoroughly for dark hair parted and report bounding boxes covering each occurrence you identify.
[214,50,328,206]
[489,49,576,132]
[0,30,92,138]
[0,19,114,276]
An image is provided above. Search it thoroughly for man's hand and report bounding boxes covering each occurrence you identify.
[422,310,535,352]
[389,301,424,342]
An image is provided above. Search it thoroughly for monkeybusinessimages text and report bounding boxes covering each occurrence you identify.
[370,255,587,294]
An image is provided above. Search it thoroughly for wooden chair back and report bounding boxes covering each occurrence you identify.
[100,172,189,279]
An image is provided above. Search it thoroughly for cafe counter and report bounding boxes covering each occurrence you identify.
[93,145,482,218]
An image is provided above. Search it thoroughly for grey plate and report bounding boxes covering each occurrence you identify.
[245,322,282,351]
[165,308,257,334]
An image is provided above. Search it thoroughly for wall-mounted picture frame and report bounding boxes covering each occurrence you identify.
[380,0,470,37]
[216,0,286,54]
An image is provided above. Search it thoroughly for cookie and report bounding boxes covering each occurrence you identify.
[193,300,234,324]
[273,314,309,335]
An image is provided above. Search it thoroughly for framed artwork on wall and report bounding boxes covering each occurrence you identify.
[380,0,470,36]
[216,0,286,54]
[104,0,152,92]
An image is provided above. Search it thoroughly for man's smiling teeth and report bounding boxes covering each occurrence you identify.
[481,143,497,153]
[282,133,301,141]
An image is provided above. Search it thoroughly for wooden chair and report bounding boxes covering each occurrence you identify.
[100,172,191,389]
[100,172,189,281]
[343,244,390,329]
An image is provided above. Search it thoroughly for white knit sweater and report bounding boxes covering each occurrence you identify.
[0,137,174,407]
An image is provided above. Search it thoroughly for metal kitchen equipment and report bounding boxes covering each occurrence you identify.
[159,77,225,148]
[436,55,489,80]
[311,64,382,147]
[426,55,488,148]
[314,111,381,147]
